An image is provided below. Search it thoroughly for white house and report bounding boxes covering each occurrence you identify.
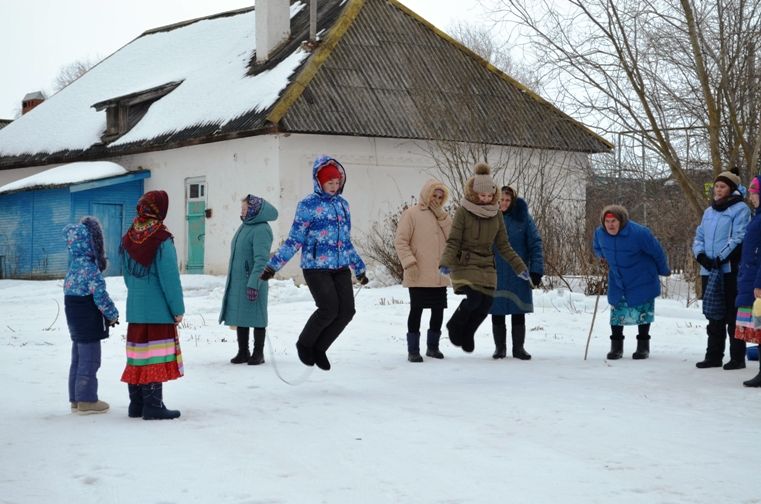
[0,0,611,278]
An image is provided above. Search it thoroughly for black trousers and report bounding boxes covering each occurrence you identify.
[701,272,745,362]
[447,286,494,342]
[299,268,356,352]
[407,307,444,333]
[491,314,526,329]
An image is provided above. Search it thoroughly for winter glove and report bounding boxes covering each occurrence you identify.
[107,318,119,328]
[260,266,276,281]
[247,287,258,302]
[529,272,543,287]
[696,253,713,270]
[439,266,450,276]
[518,270,531,282]
[356,272,369,285]
[405,263,420,281]
[429,200,447,221]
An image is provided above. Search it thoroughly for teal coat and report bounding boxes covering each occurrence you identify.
[219,201,278,328]
[123,239,185,323]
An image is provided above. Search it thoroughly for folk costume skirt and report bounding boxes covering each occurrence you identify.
[121,323,184,385]
[735,307,761,344]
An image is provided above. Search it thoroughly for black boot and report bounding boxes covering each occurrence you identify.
[511,324,531,360]
[141,382,180,420]
[607,338,624,360]
[743,361,761,387]
[425,330,444,359]
[248,328,266,365]
[230,331,250,364]
[406,332,423,363]
[697,321,725,368]
[313,349,331,371]
[492,323,507,359]
[127,384,143,418]
[632,338,650,360]
[296,341,315,366]
[724,335,747,370]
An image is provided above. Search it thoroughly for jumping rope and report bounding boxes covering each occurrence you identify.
[266,281,365,385]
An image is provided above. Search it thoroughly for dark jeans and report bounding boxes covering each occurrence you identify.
[701,272,745,361]
[447,286,494,342]
[407,307,444,333]
[491,314,526,329]
[300,268,356,352]
[68,341,101,403]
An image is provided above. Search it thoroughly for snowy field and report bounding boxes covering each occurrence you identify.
[1,275,759,504]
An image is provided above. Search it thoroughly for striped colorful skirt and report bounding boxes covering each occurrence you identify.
[735,307,761,344]
[121,323,184,385]
[609,299,655,326]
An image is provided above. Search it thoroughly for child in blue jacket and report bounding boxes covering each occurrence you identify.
[63,217,119,415]
[261,155,368,371]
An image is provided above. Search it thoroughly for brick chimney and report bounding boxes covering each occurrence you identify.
[255,0,291,63]
[22,91,45,115]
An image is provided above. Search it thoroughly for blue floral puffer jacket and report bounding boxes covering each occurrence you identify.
[267,156,366,275]
[63,223,119,322]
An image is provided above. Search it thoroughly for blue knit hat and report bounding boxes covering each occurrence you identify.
[244,195,263,219]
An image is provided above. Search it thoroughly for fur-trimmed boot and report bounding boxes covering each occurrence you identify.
[607,337,624,360]
[141,382,180,420]
[407,332,423,363]
[248,328,266,365]
[492,323,507,359]
[128,384,143,418]
[425,330,444,359]
[230,332,250,364]
[512,324,532,360]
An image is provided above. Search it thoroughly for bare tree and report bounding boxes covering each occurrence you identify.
[491,0,761,220]
[53,58,98,92]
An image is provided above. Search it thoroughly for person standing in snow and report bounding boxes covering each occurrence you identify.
[120,190,184,420]
[260,156,368,371]
[63,217,119,415]
[693,171,750,370]
[440,163,529,354]
[733,175,761,386]
[593,205,671,360]
[490,185,544,360]
[219,195,278,366]
[394,179,452,362]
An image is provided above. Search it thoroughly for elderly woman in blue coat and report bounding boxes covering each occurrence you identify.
[490,185,544,360]
[593,205,671,360]
[219,195,278,366]
[693,171,750,370]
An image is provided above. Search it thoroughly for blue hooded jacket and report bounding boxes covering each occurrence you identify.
[736,175,761,307]
[267,156,366,274]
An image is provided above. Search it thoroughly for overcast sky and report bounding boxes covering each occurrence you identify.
[0,0,492,119]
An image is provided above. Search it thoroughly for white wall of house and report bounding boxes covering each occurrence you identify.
[0,133,591,280]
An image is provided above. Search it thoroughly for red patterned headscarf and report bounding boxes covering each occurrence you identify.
[122,190,172,268]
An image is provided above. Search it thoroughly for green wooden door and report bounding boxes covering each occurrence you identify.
[185,179,206,274]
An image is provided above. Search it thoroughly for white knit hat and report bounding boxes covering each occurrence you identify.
[472,162,496,193]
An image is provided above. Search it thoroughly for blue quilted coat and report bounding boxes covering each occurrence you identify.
[267,156,366,275]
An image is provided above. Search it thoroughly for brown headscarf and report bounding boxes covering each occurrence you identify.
[122,190,172,269]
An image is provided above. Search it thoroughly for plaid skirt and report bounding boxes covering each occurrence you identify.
[610,299,655,326]
[121,323,184,385]
[735,307,761,344]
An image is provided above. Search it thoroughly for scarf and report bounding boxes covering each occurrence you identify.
[712,194,744,212]
[461,198,499,218]
[121,190,172,273]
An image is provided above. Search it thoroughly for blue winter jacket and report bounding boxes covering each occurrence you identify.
[736,177,761,307]
[593,220,671,306]
[63,223,119,341]
[122,239,185,323]
[491,198,544,315]
[267,156,366,275]
[693,194,750,275]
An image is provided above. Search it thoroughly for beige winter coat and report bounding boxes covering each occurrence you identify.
[394,180,453,288]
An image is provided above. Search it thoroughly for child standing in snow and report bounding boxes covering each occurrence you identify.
[394,179,452,362]
[120,190,184,420]
[260,155,368,371]
[219,194,278,365]
[440,163,529,354]
[63,216,119,415]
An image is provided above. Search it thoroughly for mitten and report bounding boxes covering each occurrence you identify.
[247,287,258,302]
[429,200,447,221]
[529,272,543,287]
[439,266,450,276]
[518,270,531,282]
[260,266,275,281]
[696,253,713,270]
[356,272,369,285]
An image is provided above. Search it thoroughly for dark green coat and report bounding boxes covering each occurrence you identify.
[440,205,527,291]
[218,201,278,328]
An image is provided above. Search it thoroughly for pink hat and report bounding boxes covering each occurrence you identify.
[750,177,760,195]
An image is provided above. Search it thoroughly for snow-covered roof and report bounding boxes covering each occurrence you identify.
[0,161,128,194]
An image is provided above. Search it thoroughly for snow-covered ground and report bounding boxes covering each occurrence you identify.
[1,275,758,503]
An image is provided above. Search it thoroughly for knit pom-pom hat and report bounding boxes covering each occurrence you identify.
[472,162,497,194]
